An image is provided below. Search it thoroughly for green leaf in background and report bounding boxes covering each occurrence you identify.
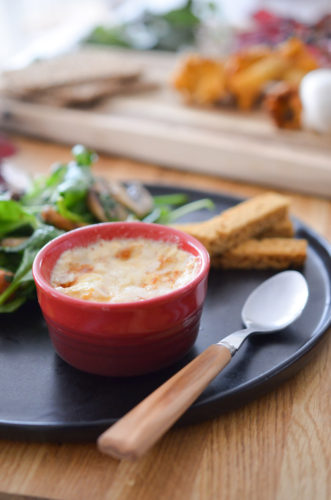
[21,164,67,208]
[55,162,93,222]
[162,1,199,27]
[84,25,132,48]
[0,200,37,238]
[84,0,200,52]
[145,197,214,224]
[159,198,215,224]
[71,145,97,166]
[142,207,163,223]
[153,194,188,206]
[22,147,95,224]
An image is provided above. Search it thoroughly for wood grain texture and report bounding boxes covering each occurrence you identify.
[0,136,330,500]
[98,345,231,460]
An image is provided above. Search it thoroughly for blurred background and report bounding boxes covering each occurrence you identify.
[1,0,330,196]
[0,0,330,68]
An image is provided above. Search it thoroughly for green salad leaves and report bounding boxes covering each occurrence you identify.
[0,145,213,312]
[0,225,62,312]
[22,146,95,224]
[0,200,38,238]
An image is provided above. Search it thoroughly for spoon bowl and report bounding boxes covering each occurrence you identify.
[242,271,309,332]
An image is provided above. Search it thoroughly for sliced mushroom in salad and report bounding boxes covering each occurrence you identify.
[0,145,214,312]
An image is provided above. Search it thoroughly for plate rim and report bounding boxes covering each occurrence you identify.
[1,185,330,438]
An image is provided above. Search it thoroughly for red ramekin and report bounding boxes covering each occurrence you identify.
[32,222,210,376]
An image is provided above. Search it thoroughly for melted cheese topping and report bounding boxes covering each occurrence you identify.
[50,237,200,303]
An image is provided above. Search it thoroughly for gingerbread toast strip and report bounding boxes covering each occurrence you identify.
[173,192,290,253]
[211,238,307,270]
[174,214,294,249]
[172,218,220,253]
[258,216,294,238]
[212,192,290,253]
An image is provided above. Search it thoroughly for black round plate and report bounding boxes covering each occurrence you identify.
[1,186,330,442]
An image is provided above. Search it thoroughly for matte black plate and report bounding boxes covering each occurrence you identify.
[1,186,330,442]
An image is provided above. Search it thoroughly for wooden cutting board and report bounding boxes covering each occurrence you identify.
[0,48,330,198]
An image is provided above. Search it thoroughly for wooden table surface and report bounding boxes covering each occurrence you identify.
[0,136,330,500]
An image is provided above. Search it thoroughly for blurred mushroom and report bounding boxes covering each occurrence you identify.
[265,81,302,129]
[0,163,31,199]
[108,180,154,218]
[41,206,85,231]
[87,178,129,222]
[0,237,28,248]
[0,269,13,294]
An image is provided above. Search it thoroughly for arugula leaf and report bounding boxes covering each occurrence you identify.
[153,194,188,206]
[22,148,94,224]
[0,251,22,273]
[72,145,97,166]
[0,296,27,313]
[55,162,93,222]
[143,196,214,224]
[142,207,162,223]
[159,198,215,224]
[0,200,37,238]
[0,224,63,312]
[21,164,67,208]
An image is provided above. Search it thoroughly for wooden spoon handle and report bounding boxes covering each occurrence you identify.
[97,344,232,460]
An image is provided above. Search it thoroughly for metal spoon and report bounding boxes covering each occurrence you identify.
[97,270,309,460]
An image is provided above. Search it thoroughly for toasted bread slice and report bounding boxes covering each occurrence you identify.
[211,238,307,269]
[258,216,294,238]
[173,192,290,254]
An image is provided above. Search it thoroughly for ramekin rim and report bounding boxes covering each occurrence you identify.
[32,221,210,310]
